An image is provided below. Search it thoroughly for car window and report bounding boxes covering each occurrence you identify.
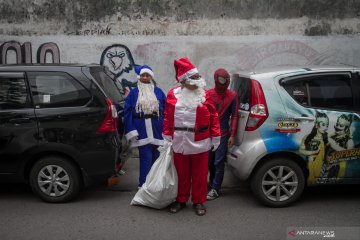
[231,75,251,111]
[27,72,91,108]
[0,76,31,110]
[283,74,354,111]
[283,81,309,106]
[89,69,124,103]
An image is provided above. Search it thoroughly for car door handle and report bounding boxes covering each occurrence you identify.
[56,115,69,120]
[9,118,31,124]
[294,116,315,122]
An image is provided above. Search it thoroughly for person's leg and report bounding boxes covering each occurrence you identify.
[211,136,228,191]
[152,145,160,164]
[208,150,215,187]
[191,151,209,204]
[173,152,191,203]
[138,144,153,187]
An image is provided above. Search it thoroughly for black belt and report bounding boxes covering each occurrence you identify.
[174,125,209,133]
[134,113,161,119]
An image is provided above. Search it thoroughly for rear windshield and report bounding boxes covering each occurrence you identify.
[231,75,251,111]
[90,69,124,103]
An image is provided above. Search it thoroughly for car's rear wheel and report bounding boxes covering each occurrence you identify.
[29,156,81,203]
[251,158,305,207]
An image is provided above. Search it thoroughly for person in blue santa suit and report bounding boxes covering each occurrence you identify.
[124,65,166,187]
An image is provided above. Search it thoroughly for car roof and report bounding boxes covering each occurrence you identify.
[233,65,360,78]
[0,63,103,71]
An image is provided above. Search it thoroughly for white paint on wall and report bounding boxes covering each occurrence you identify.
[1,35,360,93]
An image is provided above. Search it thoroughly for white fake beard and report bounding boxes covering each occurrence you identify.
[136,81,159,115]
[178,78,206,108]
[186,78,207,88]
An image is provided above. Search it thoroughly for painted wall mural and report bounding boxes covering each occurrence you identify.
[1,36,359,94]
[100,44,138,94]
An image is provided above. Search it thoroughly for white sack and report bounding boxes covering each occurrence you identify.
[131,142,178,209]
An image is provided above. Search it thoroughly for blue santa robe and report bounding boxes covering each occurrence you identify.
[124,86,166,186]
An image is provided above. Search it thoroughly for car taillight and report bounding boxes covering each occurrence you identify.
[245,79,268,131]
[96,98,118,134]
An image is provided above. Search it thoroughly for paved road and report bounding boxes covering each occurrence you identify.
[1,155,359,240]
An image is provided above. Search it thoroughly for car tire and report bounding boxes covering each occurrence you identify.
[251,158,305,207]
[29,156,81,203]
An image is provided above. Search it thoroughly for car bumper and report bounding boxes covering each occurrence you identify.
[227,138,267,180]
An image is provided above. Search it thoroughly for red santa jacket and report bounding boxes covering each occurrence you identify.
[163,86,221,155]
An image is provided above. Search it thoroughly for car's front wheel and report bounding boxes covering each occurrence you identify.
[29,156,81,203]
[251,158,305,207]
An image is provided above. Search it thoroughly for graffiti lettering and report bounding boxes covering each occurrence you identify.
[119,29,166,36]
[67,24,113,36]
[37,43,60,64]
[0,41,60,64]
[0,41,22,64]
[21,42,32,64]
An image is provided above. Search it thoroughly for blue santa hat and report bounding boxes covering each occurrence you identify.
[134,65,154,79]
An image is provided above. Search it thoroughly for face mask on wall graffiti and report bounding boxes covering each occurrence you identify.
[106,51,125,71]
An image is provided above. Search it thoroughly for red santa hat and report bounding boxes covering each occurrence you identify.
[174,57,199,82]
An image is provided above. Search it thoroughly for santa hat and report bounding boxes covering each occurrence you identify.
[174,57,198,82]
[134,65,154,78]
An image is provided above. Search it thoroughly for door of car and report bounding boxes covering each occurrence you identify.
[26,71,96,151]
[230,74,251,145]
[279,71,360,184]
[88,67,125,134]
[0,72,38,176]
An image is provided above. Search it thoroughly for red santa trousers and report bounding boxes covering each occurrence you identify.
[173,151,208,204]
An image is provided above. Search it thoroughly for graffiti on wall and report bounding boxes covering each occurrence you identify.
[100,44,138,94]
[0,41,61,64]
[235,40,337,69]
[199,40,339,85]
[67,24,113,36]
[1,39,345,94]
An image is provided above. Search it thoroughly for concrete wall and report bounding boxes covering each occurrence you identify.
[1,1,360,92]
[1,0,360,36]
[2,35,359,92]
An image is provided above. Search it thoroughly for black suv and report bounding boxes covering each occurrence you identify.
[0,64,121,202]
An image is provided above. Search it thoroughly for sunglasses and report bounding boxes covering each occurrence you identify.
[189,74,201,80]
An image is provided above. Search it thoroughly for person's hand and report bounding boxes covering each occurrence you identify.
[130,136,139,144]
[211,143,218,152]
[211,137,220,152]
[163,134,172,143]
[228,137,234,148]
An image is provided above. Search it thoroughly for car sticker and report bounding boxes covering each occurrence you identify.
[275,118,300,133]
[43,95,51,103]
[293,89,305,96]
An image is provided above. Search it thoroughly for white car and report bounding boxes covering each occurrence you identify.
[228,66,360,207]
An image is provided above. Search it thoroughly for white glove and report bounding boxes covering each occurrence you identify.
[211,137,220,152]
[211,145,217,152]
[129,136,139,144]
[162,134,172,142]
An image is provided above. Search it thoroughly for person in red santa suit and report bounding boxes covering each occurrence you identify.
[163,57,220,216]
[207,68,239,200]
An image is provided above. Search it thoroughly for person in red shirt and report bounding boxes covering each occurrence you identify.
[207,68,239,200]
[163,57,220,216]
